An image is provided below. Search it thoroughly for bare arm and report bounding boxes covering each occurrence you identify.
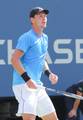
[44,60,50,71]
[11,49,25,75]
[11,49,37,89]
[72,91,82,110]
[68,91,82,118]
[44,60,58,85]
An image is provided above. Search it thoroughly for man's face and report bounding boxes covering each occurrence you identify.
[31,12,47,29]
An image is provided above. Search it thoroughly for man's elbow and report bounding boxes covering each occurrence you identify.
[11,53,16,65]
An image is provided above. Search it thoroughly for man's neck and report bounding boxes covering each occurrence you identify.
[32,26,43,35]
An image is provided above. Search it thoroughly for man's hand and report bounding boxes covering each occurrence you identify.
[68,109,77,118]
[26,80,37,89]
[49,73,58,85]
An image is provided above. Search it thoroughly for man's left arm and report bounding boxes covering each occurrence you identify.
[44,60,58,85]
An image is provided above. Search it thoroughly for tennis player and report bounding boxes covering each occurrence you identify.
[11,7,59,120]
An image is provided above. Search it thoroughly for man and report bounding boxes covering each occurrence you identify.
[65,80,83,120]
[11,7,59,120]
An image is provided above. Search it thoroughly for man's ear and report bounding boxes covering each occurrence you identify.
[30,17,34,24]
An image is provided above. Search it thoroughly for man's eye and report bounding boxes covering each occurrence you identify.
[40,15,47,18]
[39,15,42,17]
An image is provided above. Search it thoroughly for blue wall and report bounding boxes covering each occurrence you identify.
[0,0,83,97]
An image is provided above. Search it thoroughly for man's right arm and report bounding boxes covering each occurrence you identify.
[11,49,25,75]
[11,49,37,89]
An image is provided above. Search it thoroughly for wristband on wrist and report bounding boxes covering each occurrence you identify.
[44,70,51,77]
[21,72,31,82]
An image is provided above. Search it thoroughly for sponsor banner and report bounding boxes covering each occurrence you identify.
[0,0,83,96]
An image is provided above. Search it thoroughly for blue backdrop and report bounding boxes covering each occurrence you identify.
[0,0,83,97]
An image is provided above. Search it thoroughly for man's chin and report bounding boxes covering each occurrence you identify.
[42,25,47,29]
